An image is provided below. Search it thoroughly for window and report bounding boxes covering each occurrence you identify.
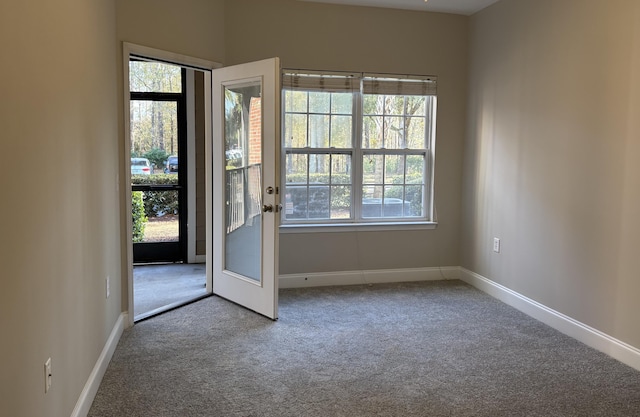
[282,71,437,227]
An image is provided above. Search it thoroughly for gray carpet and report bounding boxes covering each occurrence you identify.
[89,280,640,416]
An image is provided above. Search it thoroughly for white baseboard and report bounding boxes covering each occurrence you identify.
[71,312,127,417]
[279,266,460,289]
[459,267,640,372]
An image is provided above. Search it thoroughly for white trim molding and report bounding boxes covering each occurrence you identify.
[122,42,220,326]
[459,268,640,372]
[71,312,127,417]
[279,266,460,288]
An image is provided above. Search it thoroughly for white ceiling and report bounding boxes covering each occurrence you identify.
[297,0,500,15]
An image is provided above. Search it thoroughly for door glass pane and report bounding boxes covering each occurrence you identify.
[129,61,182,93]
[130,100,180,162]
[130,99,180,244]
[132,190,179,243]
[224,81,262,282]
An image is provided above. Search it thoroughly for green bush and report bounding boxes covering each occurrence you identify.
[144,148,170,170]
[132,191,147,242]
[285,173,424,215]
[131,174,179,217]
[285,173,352,208]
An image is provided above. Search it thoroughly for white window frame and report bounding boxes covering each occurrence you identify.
[280,69,438,232]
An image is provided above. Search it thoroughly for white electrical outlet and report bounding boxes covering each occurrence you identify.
[493,237,501,253]
[106,275,110,298]
[44,358,52,393]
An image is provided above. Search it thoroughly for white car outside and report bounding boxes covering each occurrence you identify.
[131,158,152,175]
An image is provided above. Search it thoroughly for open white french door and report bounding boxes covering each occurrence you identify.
[211,58,280,320]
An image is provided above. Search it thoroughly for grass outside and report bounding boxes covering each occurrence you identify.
[143,214,179,242]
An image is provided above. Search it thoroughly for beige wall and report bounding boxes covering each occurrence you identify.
[225,0,468,274]
[116,0,225,64]
[0,1,120,416]
[463,0,640,347]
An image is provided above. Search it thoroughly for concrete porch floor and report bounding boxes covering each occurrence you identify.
[133,263,208,321]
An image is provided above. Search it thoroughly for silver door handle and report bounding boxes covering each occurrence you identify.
[262,204,273,213]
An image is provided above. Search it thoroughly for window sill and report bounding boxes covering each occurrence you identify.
[279,221,438,234]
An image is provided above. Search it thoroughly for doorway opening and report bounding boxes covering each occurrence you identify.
[130,60,186,263]
[123,44,280,324]
[126,53,212,321]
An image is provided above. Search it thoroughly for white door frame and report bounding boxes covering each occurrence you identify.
[122,42,221,327]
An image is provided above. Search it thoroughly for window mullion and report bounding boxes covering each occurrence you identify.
[305,94,311,218]
[401,96,408,210]
[353,86,363,221]
[426,97,437,219]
